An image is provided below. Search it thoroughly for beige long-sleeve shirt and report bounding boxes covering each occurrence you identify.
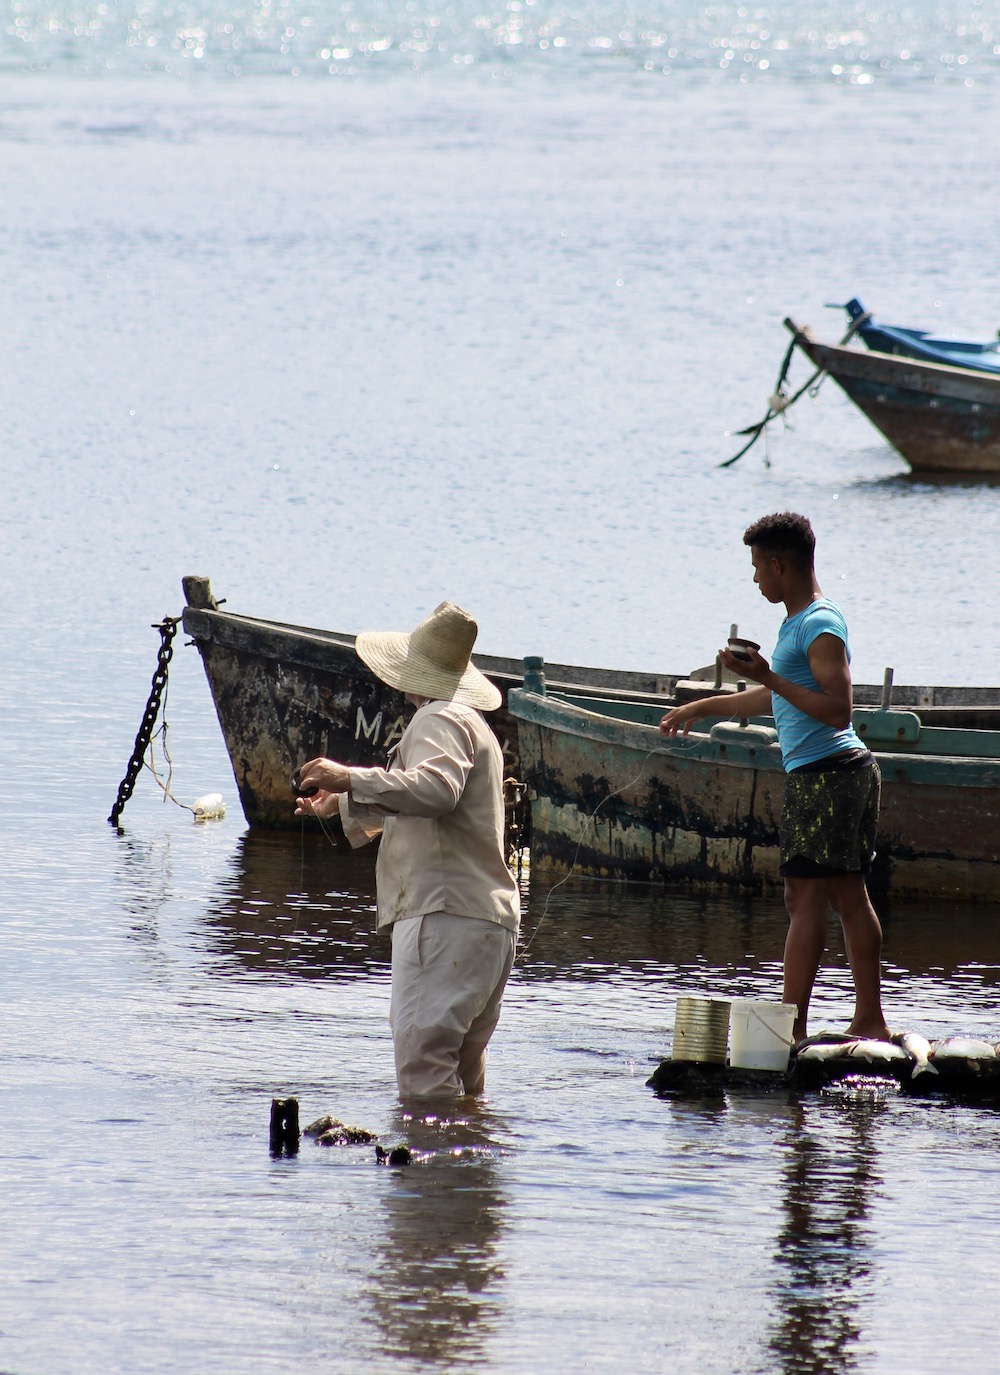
[338,699,521,934]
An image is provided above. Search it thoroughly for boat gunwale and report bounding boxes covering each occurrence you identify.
[852,314,1000,375]
[787,322,1000,402]
[180,604,682,697]
[509,688,1000,786]
[182,603,1000,710]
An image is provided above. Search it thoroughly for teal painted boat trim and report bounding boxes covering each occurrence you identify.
[509,688,1000,898]
[517,691,1000,784]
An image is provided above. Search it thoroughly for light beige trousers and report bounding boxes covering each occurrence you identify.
[389,912,516,1099]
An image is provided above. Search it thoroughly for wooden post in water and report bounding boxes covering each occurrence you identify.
[269,1097,300,1156]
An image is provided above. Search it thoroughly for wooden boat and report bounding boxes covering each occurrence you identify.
[181,576,1000,842]
[180,576,684,829]
[508,673,1000,901]
[785,317,1000,474]
[839,298,1000,375]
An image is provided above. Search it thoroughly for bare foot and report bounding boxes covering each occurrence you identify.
[846,1019,892,1041]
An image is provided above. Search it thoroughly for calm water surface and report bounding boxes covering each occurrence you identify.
[3,4,1000,1371]
[3,820,1000,1373]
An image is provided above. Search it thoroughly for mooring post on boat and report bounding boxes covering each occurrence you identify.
[269,1097,300,1157]
[523,656,546,695]
[181,574,220,612]
[737,680,748,728]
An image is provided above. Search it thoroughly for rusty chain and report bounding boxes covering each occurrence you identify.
[108,616,180,827]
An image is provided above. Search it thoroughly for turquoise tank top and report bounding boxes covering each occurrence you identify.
[770,599,865,772]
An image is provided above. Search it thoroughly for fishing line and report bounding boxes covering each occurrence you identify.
[516,734,704,960]
[291,802,344,939]
[289,813,308,939]
[290,729,707,961]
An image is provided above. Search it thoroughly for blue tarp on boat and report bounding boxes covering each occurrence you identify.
[842,297,1000,375]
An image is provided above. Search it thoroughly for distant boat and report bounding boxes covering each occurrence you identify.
[183,577,1000,843]
[839,298,1000,375]
[784,317,1000,474]
[508,676,1000,901]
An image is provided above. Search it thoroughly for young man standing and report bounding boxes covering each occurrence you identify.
[659,512,890,1043]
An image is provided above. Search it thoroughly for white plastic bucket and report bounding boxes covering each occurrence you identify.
[728,1000,797,1071]
[672,996,731,1065]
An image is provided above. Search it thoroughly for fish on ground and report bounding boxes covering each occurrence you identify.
[930,1037,998,1061]
[848,1040,908,1063]
[796,1038,908,1064]
[893,1031,939,1078]
[795,1039,858,1062]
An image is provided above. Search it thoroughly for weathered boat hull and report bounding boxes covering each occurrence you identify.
[181,576,1000,837]
[180,577,682,829]
[786,320,1000,473]
[509,688,1000,901]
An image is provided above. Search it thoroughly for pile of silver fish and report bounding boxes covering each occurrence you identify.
[795,1032,1000,1079]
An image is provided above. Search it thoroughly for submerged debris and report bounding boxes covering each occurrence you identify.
[375,1144,413,1167]
[301,1112,412,1163]
[303,1115,379,1146]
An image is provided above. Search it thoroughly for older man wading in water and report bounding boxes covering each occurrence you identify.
[294,601,521,1100]
[659,512,891,1044]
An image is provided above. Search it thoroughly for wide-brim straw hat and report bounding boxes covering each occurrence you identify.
[355,601,502,711]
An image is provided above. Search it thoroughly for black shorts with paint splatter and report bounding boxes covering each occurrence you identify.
[779,748,880,879]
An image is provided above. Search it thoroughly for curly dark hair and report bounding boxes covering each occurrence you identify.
[742,512,815,570]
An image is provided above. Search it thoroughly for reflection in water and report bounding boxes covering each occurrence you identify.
[113,830,176,938]
[769,1089,888,1374]
[523,876,1000,993]
[200,830,386,980]
[365,1104,509,1368]
[518,878,788,985]
[193,841,1000,1003]
[111,831,178,982]
[861,470,1000,492]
